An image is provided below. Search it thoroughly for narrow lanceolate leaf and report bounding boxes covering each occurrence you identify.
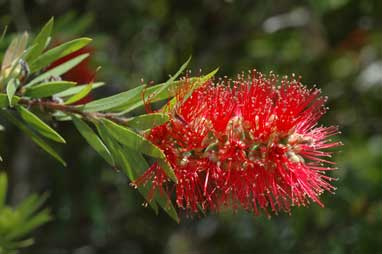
[72,116,114,166]
[126,113,169,130]
[17,105,66,143]
[64,83,92,104]
[25,53,89,87]
[24,81,76,98]
[7,208,51,241]
[122,147,179,223]
[25,17,54,62]
[0,25,7,43]
[164,67,219,112]
[82,84,145,112]
[0,172,7,210]
[6,78,20,106]
[114,69,219,115]
[145,56,191,104]
[29,37,92,73]
[0,93,20,108]
[95,122,159,213]
[1,32,28,71]
[54,82,104,97]
[15,193,49,221]
[101,119,177,183]
[0,111,66,166]
[7,193,51,240]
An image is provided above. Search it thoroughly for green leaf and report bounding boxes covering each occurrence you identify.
[0,111,66,166]
[72,116,114,166]
[164,67,219,112]
[0,93,20,108]
[15,193,49,221]
[82,84,145,112]
[95,122,159,213]
[51,111,72,121]
[25,17,54,62]
[3,238,35,249]
[126,113,169,130]
[5,194,51,240]
[29,37,92,73]
[1,32,28,71]
[100,119,162,158]
[0,25,7,43]
[7,205,51,240]
[114,69,218,115]
[6,78,20,107]
[144,57,191,104]
[0,172,7,210]
[54,82,104,97]
[25,53,89,87]
[24,81,76,98]
[120,147,179,223]
[64,82,92,104]
[16,105,66,143]
[171,56,191,81]
[101,119,177,183]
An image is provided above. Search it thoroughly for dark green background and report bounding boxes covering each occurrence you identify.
[0,0,381,253]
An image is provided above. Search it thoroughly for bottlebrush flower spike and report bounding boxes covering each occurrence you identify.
[135,70,342,216]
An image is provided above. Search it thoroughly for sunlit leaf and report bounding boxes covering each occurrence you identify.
[121,146,179,222]
[6,209,51,241]
[126,113,169,130]
[6,78,20,106]
[54,82,104,97]
[1,32,28,71]
[164,67,219,112]
[72,116,114,166]
[113,69,218,115]
[95,122,159,213]
[0,93,20,108]
[145,56,191,105]
[25,53,89,87]
[82,84,145,112]
[100,119,177,183]
[6,193,51,240]
[17,105,66,143]
[0,111,66,166]
[29,37,92,73]
[25,17,54,62]
[24,81,76,98]
[64,82,92,104]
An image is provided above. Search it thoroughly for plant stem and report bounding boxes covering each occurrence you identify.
[17,98,130,125]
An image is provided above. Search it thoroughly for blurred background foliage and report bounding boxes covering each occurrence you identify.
[0,0,381,253]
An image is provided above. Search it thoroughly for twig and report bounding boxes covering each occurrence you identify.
[18,98,130,125]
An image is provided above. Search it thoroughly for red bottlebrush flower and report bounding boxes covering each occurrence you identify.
[135,70,342,216]
[49,45,95,104]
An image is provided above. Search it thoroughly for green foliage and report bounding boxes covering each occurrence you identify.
[54,82,104,97]
[25,53,89,87]
[0,111,66,166]
[24,18,54,62]
[24,81,76,98]
[126,113,169,130]
[0,1,379,252]
[82,84,145,112]
[64,82,92,104]
[16,105,66,143]
[0,172,51,253]
[72,116,114,166]
[0,18,216,225]
[28,37,92,73]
